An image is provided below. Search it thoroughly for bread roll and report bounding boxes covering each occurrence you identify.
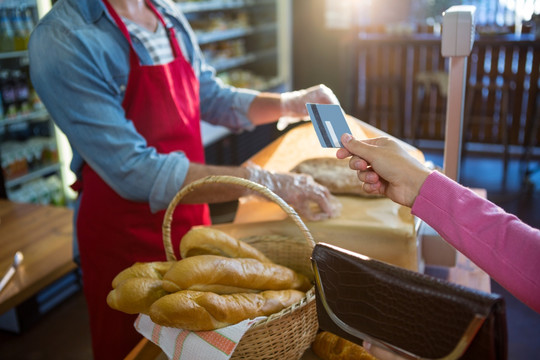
[180,227,271,263]
[106,278,169,315]
[291,157,382,198]
[149,289,305,330]
[162,255,312,294]
[111,261,173,288]
[311,331,378,360]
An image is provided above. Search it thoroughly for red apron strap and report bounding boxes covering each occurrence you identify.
[143,0,182,58]
[101,0,133,45]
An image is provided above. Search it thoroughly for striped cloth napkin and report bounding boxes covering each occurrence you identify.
[134,314,266,360]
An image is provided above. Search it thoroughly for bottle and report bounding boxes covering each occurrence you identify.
[0,6,15,52]
[8,6,26,51]
[22,6,34,30]
[21,5,34,48]
[0,70,17,117]
[0,89,4,118]
[13,69,30,113]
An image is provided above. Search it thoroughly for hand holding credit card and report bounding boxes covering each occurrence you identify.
[306,103,352,148]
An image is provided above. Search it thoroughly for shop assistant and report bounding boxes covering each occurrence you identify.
[28,0,341,358]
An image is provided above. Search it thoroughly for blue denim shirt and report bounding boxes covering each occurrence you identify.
[29,0,258,213]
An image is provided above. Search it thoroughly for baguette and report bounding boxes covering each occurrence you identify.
[149,289,305,331]
[311,331,378,360]
[180,227,271,263]
[106,278,169,315]
[162,255,312,294]
[111,261,173,288]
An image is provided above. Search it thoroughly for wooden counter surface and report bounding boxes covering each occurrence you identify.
[0,200,77,315]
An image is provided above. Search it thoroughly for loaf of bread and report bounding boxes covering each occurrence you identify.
[311,331,378,360]
[149,289,305,331]
[107,278,169,315]
[162,255,311,294]
[291,157,382,198]
[111,261,173,288]
[180,227,271,263]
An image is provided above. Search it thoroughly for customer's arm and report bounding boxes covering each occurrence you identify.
[337,134,540,314]
[412,170,540,313]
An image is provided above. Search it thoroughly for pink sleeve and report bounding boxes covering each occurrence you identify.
[411,171,540,313]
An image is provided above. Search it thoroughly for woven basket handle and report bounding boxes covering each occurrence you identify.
[162,175,317,261]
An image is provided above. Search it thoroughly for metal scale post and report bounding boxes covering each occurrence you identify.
[441,6,477,182]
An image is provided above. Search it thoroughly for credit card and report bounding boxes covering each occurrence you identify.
[306,103,352,148]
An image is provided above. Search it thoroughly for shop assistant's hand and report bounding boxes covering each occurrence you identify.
[336,134,432,208]
[277,84,340,130]
[246,165,341,221]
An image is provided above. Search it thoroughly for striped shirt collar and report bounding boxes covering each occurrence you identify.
[123,16,175,65]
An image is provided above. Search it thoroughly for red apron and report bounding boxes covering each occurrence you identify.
[76,1,211,358]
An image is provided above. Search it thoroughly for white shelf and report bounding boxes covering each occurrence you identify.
[0,109,49,126]
[0,109,50,136]
[178,0,270,13]
[257,76,286,91]
[5,163,62,188]
[196,23,277,44]
[211,53,257,72]
[210,48,277,72]
[0,51,28,60]
[197,27,252,44]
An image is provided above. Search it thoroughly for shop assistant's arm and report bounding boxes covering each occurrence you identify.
[29,9,340,221]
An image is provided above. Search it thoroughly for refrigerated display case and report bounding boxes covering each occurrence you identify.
[0,0,69,206]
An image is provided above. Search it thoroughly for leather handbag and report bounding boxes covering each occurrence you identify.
[311,242,507,360]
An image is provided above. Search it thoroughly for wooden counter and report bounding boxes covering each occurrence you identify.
[0,200,77,315]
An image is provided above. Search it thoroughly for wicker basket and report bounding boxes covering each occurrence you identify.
[162,175,319,360]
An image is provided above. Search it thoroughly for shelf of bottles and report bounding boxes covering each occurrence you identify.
[176,0,285,92]
[0,0,34,53]
[0,0,38,119]
[0,0,65,205]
